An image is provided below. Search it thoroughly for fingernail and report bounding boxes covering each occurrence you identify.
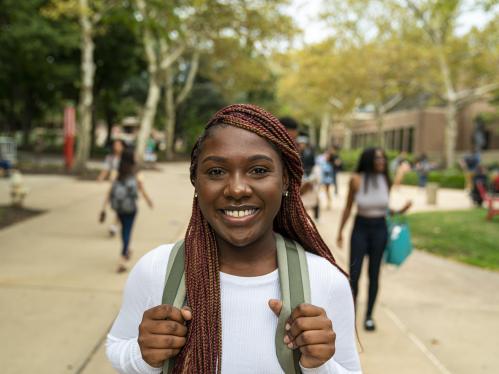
[283,335,290,344]
[287,342,294,349]
[285,323,290,331]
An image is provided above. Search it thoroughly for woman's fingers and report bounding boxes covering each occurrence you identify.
[143,304,185,323]
[142,319,188,337]
[282,303,336,368]
[138,304,191,367]
[286,315,332,342]
[292,328,336,348]
[141,334,186,349]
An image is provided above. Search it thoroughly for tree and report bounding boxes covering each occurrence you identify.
[0,0,79,143]
[401,0,499,166]
[93,4,145,149]
[133,0,294,161]
[276,36,422,149]
[44,0,120,171]
[322,0,499,166]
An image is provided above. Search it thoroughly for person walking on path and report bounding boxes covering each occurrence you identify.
[336,147,411,332]
[459,150,481,192]
[106,104,361,373]
[298,135,321,222]
[101,148,153,273]
[97,139,126,236]
[414,153,432,188]
[329,147,342,196]
[317,149,334,209]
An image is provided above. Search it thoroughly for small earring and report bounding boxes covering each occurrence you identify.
[194,192,198,198]
[283,191,289,197]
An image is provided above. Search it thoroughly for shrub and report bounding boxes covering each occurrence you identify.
[338,148,410,172]
[402,170,465,189]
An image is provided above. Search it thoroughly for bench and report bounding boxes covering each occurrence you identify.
[476,181,499,220]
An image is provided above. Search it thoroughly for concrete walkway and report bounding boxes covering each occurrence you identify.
[0,165,497,374]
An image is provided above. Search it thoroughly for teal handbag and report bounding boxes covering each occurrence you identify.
[385,215,413,266]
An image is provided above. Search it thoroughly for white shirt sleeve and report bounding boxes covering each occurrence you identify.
[106,245,173,374]
[305,253,363,374]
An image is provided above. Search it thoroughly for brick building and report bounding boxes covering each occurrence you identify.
[331,101,499,162]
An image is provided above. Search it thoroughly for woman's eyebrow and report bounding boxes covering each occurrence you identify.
[201,154,274,164]
[247,154,274,163]
[201,155,226,164]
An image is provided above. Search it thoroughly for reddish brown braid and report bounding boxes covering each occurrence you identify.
[174,104,346,373]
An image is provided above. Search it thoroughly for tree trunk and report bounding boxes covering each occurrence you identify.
[307,122,317,148]
[136,76,161,163]
[319,112,330,150]
[105,107,115,147]
[164,68,176,160]
[445,100,458,169]
[163,51,200,160]
[74,0,95,172]
[134,0,159,163]
[434,39,458,168]
[375,108,385,148]
[343,122,352,150]
[90,106,97,153]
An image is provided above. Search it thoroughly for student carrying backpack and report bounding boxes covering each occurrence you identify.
[101,148,153,273]
[106,104,360,373]
[111,177,138,214]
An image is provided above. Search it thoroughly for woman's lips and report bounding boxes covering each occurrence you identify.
[219,208,260,226]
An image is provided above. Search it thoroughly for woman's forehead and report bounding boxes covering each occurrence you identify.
[201,125,281,160]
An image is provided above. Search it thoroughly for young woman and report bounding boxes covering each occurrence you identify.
[337,148,411,331]
[317,150,333,209]
[98,139,126,237]
[106,105,361,373]
[102,149,153,273]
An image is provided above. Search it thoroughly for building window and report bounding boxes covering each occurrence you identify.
[397,129,404,152]
[407,127,414,153]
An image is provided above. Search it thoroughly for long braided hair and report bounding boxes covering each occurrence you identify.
[174,104,345,373]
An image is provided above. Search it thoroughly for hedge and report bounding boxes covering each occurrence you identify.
[401,170,465,189]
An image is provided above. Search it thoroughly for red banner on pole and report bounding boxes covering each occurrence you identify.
[63,106,76,170]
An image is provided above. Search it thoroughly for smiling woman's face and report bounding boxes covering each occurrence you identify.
[194,125,288,248]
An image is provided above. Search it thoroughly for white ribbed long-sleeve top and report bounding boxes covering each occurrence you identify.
[106,244,362,374]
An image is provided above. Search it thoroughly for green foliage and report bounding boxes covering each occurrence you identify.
[337,149,362,172]
[402,169,465,189]
[0,0,79,139]
[339,148,403,171]
[176,77,227,151]
[93,4,146,134]
[407,209,499,270]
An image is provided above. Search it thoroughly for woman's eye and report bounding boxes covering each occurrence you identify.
[207,168,224,177]
[251,167,268,175]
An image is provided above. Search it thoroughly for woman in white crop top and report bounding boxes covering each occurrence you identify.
[336,148,411,332]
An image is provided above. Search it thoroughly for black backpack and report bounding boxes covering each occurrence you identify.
[110,177,138,214]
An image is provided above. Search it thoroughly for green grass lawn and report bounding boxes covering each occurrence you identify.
[406,209,499,270]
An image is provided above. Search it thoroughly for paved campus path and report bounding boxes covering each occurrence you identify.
[0,164,498,374]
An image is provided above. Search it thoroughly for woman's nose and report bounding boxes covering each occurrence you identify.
[224,172,251,199]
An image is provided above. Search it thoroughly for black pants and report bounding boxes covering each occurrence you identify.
[349,215,388,318]
[117,211,137,257]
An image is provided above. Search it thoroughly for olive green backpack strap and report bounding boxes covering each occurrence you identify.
[275,233,311,374]
[161,240,186,374]
[160,235,311,374]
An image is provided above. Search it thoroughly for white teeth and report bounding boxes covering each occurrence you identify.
[224,209,256,218]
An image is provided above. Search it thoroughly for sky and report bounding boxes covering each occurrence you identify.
[288,0,496,45]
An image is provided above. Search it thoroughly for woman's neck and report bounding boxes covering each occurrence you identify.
[217,231,277,277]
